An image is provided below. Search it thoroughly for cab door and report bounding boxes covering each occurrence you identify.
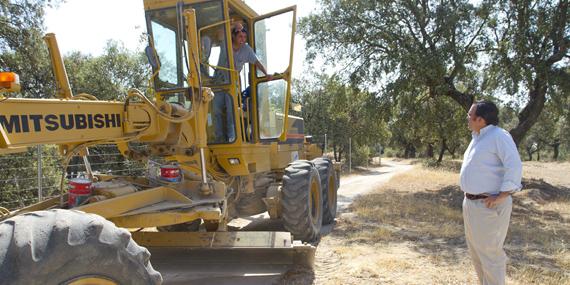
[250,6,296,142]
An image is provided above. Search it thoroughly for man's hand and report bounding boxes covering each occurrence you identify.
[484,192,510,208]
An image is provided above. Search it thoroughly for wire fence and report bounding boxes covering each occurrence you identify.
[0,144,153,210]
[0,137,382,210]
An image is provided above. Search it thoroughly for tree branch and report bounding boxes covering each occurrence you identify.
[550,67,570,82]
[464,16,488,54]
[405,0,436,52]
[401,17,426,51]
[546,37,569,66]
[444,76,474,111]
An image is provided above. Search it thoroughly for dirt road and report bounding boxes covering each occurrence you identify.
[283,159,415,284]
[337,160,414,211]
[151,159,414,285]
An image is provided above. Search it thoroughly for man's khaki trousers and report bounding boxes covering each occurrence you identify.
[463,196,512,285]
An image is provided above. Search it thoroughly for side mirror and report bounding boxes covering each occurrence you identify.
[145,45,160,71]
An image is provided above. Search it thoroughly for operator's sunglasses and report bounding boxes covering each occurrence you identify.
[233,28,246,35]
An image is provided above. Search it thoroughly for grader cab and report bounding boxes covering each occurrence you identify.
[0,0,338,283]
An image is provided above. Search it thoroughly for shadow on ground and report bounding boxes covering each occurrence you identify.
[237,177,570,284]
[329,178,570,283]
[422,159,464,173]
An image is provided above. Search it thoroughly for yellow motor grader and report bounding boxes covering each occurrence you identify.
[0,0,339,284]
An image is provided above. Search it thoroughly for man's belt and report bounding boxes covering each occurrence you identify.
[465,193,488,200]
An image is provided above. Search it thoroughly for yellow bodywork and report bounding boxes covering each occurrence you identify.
[0,1,322,251]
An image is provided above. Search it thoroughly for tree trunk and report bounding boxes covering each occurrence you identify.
[446,145,457,159]
[426,143,434,158]
[404,143,416,158]
[509,77,548,146]
[526,147,533,161]
[445,64,549,147]
[552,144,559,161]
[551,141,560,161]
[437,139,446,164]
[333,145,338,162]
[537,148,541,161]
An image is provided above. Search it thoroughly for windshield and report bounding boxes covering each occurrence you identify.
[147,7,185,89]
[146,1,228,91]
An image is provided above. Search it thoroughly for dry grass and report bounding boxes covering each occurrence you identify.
[316,161,570,285]
[523,161,570,187]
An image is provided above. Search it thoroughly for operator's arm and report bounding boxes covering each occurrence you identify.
[254,61,273,80]
[245,45,273,80]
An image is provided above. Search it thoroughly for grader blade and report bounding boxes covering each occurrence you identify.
[133,231,316,284]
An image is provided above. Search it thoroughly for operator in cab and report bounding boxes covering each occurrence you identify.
[210,21,271,143]
[230,22,272,80]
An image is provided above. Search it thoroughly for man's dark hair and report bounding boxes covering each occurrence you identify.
[474,100,499,126]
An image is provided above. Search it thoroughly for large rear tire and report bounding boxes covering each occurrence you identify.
[313,157,338,224]
[0,209,162,285]
[281,160,323,242]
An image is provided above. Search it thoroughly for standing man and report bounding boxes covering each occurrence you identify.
[460,100,522,285]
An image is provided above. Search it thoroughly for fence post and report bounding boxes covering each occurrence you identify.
[83,147,93,180]
[349,137,352,173]
[37,145,43,202]
[324,134,327,155]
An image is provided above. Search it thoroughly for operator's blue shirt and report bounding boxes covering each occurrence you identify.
[460,125,523,195]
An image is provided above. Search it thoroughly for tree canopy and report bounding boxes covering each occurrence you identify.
[0,1,150,209]
[293,75,389,162]
[65,40,149,100]
[0,0,58,98]
[299,0,569,145]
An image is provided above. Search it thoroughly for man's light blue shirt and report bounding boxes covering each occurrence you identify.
[460,125,523,195]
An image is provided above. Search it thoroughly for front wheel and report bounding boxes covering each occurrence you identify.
[313,157,338,224]
[0,209,162,285]
[281,160,323,242]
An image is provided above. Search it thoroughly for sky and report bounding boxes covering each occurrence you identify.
[44,0,319,79]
